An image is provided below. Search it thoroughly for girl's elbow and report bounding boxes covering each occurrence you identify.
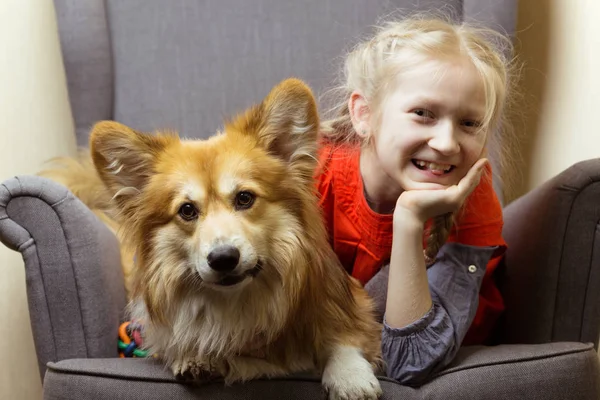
[382,336,458,386]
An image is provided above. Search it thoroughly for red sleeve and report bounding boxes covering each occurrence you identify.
[448,163,507,345]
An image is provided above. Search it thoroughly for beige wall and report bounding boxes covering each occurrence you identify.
[508,0,600,202]
[0,0,76,399]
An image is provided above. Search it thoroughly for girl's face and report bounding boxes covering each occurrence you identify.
[366,57,489,191]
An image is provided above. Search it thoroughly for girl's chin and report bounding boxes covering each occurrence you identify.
[404,181,453,191]
[401,176,461,191]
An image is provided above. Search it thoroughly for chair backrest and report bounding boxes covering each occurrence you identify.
[53,0,517,147]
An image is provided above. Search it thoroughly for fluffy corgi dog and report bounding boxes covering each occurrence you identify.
[44,78,383,399]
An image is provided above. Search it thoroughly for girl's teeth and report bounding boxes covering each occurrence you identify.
[430,163,447,171]
[416,160,452,171]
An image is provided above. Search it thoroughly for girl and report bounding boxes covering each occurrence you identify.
[316,16,519,385]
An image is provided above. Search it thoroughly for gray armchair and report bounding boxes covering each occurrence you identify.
[1,0,599,399]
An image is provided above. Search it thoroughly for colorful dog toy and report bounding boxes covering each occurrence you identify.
[118,320,148,358]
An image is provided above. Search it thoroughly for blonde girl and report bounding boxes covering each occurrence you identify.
[316,16,519,384]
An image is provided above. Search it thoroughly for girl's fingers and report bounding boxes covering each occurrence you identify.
[456,158,488,199]
[395,158,489,222]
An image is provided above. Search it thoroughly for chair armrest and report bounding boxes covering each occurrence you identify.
[0,175,127,380]
[434,342,600,399]
[500,158,600,347]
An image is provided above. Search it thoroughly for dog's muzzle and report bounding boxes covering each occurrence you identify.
[215,262,262,286]
[206,245,263,287]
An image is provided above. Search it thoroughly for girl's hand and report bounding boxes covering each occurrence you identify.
[394,158,488,225]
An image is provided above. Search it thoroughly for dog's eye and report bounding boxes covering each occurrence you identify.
[178,203,198,221]
[234,191,255,210]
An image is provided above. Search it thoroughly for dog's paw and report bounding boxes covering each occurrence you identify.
[171,357,219,383]
[322,346,382,400]
[323,370,382,400]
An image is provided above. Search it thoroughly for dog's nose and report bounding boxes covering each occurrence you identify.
[207,245,240,272]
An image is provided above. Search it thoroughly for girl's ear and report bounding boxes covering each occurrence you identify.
[348,91,372,139]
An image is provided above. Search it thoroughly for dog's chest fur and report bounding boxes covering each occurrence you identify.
[130,284,317,370]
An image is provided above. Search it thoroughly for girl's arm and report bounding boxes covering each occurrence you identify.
[384,158,487,329]
[365,243,497,385]
[384,212,432,328]
[374,158,489,384]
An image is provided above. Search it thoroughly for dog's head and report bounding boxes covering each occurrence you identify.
[90,79,320,316]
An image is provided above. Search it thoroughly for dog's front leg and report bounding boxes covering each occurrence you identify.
[321,344,382,400]
[171,355,223,383]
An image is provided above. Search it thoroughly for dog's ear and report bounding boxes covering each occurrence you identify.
[90,120,172,205]
[230,78,320,184]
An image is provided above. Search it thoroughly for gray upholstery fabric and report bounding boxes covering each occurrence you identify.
[53,0,113,146]
[53,0,518,146]
[427,342,600,400]
[0,176,126,379]
[464,0,517,35]
[42,342,599,400]
[500,158,600,347]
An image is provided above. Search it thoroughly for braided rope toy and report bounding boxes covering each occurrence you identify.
[118,320,149,358]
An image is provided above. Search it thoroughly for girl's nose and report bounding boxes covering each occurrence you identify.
[428,121,460,155]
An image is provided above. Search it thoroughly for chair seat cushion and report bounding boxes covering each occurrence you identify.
[43,342,599,399]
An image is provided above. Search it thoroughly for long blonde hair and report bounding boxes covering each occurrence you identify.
[321,15,521,263]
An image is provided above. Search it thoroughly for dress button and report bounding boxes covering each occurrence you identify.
[468,264,477,273]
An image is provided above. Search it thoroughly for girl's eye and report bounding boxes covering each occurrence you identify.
[461,119,482,129]
[234,191,256,210]
[412,109,435,120]
[178,203,199,221]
